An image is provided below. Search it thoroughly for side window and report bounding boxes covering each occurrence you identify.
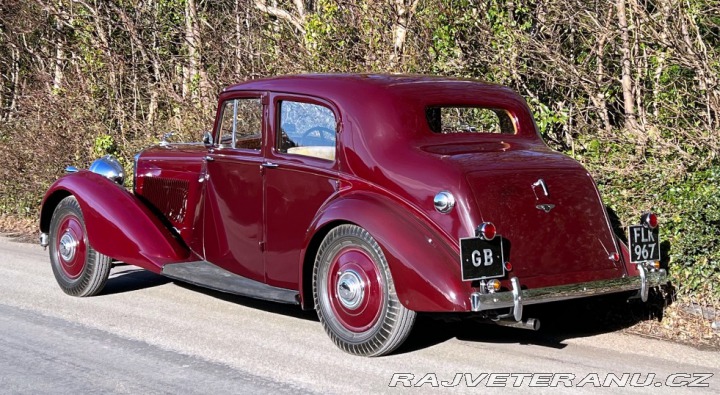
[218,101,235,146]
[277,101,336,161]
[216,98,263,150]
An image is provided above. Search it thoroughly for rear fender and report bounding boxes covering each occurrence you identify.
[618,237,641,276]
[40,171,192,272]
[303,192,471,312]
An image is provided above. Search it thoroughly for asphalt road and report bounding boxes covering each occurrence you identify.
[1,236,718,394]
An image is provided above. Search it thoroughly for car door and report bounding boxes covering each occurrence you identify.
[202,93,267,282]
[263,94,340,289]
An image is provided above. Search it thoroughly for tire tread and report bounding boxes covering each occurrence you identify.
[49,196,111,297]
[313,224,415,356]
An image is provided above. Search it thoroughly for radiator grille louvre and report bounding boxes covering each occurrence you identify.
[142,177,189,224]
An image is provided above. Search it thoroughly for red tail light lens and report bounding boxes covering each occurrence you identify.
[479,222,496,240]
[642,213,658,229]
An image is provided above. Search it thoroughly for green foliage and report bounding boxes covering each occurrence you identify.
[526,98,569,138]
[423,1,466,74]
[92,134,116,157]
[575,136,720,302]
[304,1,344,70]
[661,166,720,300]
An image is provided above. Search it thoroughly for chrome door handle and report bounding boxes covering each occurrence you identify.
[205,156,214,162]
[261,162,279,168]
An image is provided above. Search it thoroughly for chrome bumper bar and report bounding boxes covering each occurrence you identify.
[39,232,49,248]
[470,265,667,321]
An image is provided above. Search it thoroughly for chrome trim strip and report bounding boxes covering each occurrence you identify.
[469,269,667,313]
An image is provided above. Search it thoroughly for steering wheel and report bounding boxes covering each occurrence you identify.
[301,126,336,146]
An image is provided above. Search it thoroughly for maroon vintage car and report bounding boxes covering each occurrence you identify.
[39,74,666,356]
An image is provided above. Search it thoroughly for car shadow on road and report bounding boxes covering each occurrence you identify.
[101,266,172,295]
[100,265,673,355]
[397,288,671,355]
[172,280,320,322]
[100,266,319,321]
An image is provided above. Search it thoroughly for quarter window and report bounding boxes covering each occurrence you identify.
[277,101,336,161]
[217,98,262,149]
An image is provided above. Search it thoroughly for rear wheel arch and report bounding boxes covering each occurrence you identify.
[302,193,470,313]
[301,220,350,310]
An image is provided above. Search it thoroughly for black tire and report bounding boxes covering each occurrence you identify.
[313,224,416,356]
[48,196,111,297]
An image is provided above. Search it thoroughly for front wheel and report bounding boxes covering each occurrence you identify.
[313,224,416,356]
[48,196,111,297]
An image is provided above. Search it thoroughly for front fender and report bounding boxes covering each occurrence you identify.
[306,191,471,312]
[40,171,192,273]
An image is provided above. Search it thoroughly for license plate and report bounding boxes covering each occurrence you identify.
[460,236,505,281]
[627,225,660,263]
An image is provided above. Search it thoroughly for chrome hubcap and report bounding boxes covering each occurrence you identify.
[59,232,78,262]
[337,270,365,310]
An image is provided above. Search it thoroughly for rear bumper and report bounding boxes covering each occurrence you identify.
[470,265,667,321]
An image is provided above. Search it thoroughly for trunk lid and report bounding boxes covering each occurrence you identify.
[464,153,624,283]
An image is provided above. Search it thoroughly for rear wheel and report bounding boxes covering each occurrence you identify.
[313,224,415,356]
[48,196,111,297]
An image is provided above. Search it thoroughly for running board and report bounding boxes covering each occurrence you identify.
[162,261,299,305]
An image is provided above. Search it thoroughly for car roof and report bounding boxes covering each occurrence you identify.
[223,73,515,98]
[222,74,538,139]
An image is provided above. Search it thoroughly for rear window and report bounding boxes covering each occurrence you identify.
[426,107,515,134]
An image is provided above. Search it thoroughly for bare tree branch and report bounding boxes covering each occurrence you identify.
[254,0,305,34]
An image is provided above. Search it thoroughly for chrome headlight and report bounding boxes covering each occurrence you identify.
[89,155,124,185]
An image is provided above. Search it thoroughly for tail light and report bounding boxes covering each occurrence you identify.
[641,212,658,229]
[477,222,496,240]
